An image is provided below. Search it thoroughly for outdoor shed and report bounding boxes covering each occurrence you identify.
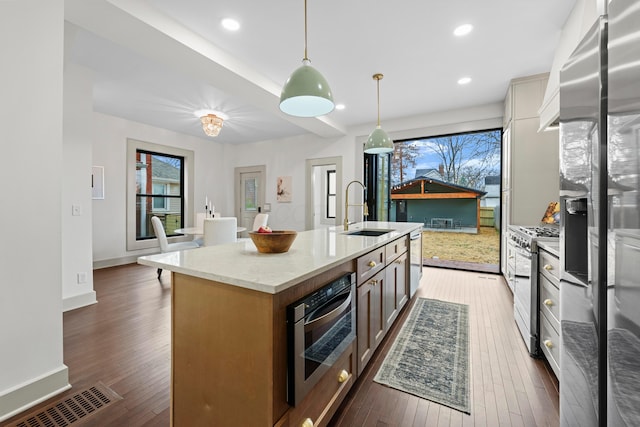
[389,177,487,232]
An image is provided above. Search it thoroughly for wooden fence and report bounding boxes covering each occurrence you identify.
[479,207,495,227]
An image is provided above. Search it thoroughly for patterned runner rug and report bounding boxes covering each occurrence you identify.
[374,298,470,414]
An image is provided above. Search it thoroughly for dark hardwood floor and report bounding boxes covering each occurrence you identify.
[332,267,559,427]
[3,264,558,427]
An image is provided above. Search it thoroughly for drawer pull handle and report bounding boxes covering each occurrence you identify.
[544,339,553,349]
[544,299,554,307]
[338,369,349,383]
[544,264,553,271]
[368,260,377,268]
[301,418,314,427]
[508,255,514,259]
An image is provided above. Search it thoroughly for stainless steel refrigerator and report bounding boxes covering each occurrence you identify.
[559,0,640,426]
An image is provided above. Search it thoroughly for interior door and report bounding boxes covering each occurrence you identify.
[235,166,265,233]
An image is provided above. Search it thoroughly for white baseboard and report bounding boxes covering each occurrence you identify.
[93,253,157,270]
[0,365,70,422]
[63,291,97,312]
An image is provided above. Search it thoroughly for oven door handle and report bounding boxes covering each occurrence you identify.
[304,291,352,332]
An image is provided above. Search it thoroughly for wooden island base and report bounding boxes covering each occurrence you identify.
[171,261,355,427]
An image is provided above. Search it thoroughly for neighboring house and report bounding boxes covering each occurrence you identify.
[414,164,445,180]
[389,177,486,232]
[137,154,183,236]
[149,156,181,215]
[481,175,500,208]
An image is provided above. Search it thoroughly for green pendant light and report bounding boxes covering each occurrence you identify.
[364,73,394,154]
[279,0,334,117]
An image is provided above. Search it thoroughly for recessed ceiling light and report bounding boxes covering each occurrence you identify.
[454,24,473,37]
[457,77,472,85]
[221,18,240,31]
[335,104,345,110]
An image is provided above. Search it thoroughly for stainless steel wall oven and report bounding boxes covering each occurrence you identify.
[286,272,356,406]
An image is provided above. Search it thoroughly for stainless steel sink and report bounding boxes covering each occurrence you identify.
[344,229,393,237]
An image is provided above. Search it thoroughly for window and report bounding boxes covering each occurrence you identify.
[127,139,194,251]
[326,170,336,219]
[152,183,168,210]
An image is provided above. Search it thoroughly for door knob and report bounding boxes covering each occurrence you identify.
[544,339,553,349]
[544,299,554,306]
[338,369,349,383]
[301,418,314,427]
[368,260,377,268]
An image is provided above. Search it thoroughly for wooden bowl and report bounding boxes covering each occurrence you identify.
[249,230,298,253]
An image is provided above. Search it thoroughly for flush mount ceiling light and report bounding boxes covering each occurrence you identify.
[457,77,472,85]
[279,0,334,117]
[200,114,224,137]
[364,73,394,155]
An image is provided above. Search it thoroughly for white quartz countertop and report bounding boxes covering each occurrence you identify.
[137,221,422,294]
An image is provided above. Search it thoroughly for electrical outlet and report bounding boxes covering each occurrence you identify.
[72,204,82,216]
[77,272,87,284]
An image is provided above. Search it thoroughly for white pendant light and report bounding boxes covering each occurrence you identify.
[364,73,394,154]
[279,0,335,117]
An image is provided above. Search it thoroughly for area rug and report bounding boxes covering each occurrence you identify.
[374,298,470,414]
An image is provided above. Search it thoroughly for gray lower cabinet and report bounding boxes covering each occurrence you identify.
[357,236,409,375]
[357,269,385,375]
[538,247,560,378]
[384,251,408,330]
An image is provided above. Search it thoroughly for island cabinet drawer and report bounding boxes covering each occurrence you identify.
[282,343,356,427]
[357,247,385,285]
[539,274,560,329]
[540,313,560,378]
[385,236,408,264]
[539,249,560,284]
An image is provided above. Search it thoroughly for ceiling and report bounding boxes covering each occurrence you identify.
[64,0,576,144]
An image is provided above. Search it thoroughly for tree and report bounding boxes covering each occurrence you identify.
[391,142,420,185]
[421,130,501,190]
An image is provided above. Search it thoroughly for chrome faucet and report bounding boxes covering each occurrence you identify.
[344,180,369,230]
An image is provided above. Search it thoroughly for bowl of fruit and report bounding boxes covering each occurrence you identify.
[249,227,298,254]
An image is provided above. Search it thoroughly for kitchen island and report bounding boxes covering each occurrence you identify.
[138,221,422,427]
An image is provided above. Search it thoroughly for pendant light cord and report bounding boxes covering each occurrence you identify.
[377,78,381,126]
[303,0,309,61]
[373,73,383,126]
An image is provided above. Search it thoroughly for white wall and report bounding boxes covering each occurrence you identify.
[225,134,360,232]
[62,63,97,311]
[0,0,70,421]
[91,113,226,266]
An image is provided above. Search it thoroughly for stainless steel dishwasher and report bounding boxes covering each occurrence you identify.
[409,229,423,297]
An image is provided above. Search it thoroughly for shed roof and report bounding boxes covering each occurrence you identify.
[391,177,486,200]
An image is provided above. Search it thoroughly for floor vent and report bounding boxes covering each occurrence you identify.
[7,382,122,427]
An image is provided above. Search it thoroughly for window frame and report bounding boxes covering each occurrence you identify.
[126,139,195,251]
[326,169,336,219]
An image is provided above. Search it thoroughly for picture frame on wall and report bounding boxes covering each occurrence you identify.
[92,166,104,199]
[277,176,292,202]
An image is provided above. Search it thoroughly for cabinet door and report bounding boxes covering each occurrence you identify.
[357,270,385,375]
[395,252,408,312]
[384,252,408,330]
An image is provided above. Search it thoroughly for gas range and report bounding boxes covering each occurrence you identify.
[507,225,559,357]
[508,225,560,251]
